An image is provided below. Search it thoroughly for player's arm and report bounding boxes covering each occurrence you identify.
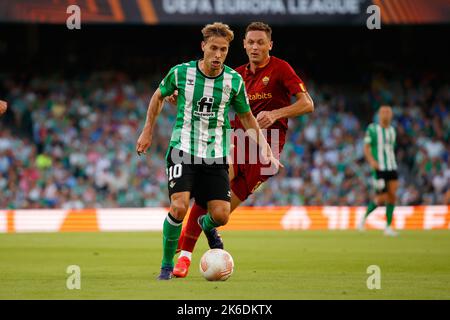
[257,91,314,129]
[233,76,283,169]
[137,65,177,155]
[363,127,379,170]
[272,91,314,119]
[237,111,283,169]
[136,88,165,156]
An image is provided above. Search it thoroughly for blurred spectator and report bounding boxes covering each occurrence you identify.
[0,72,448,208]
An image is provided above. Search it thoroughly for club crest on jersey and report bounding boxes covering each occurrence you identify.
[194,96,215,119]
[262,76,270,86]
[224,85,231,96]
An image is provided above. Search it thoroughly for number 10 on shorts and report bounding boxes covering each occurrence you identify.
[167,164,183,181]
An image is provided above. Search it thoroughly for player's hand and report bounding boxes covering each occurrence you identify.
[0,100,7,115]
[256,111,277,129]
[261,145,284,175]
[165,90,178,106]
[268,153,283,173]
[227,143,235,165]
[136,131,152,156]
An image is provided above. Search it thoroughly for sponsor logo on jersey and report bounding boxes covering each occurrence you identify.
[194,96,216,119]
[224,85,231,96]
[248,92,272,101]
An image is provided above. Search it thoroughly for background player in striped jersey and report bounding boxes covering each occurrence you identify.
[358,105,399,236]
[136,22,280,280]
[172,22,315,278]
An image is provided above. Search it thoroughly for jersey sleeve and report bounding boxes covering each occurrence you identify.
[159,66,178,97]
[392,128,397,148]
[279,60,307,97]
[232,77,251,114]
[364,124,373,144]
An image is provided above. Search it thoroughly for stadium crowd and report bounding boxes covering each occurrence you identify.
[0,72,448,209]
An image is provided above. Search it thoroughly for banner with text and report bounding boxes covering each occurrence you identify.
[0,0,448,25]
[0,206,449,233]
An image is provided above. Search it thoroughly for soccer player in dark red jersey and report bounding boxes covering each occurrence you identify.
[173,22,314,278]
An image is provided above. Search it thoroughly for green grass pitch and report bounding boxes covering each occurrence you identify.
[1,231,449,299]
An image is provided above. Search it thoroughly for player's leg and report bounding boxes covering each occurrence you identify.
[359,192,386,230]
[177,202,206,253]
[198,163,231,248]
[177,193,241,255]
[230,190,243,212]
[198,162,250,245]
[158,149,194,280]
[174,160,265,278]
[159,191,190,280]
[198,199,230,248]
[174,191,243,276]
[359,171,386,230]
[172,197,206,277]
[173,165,230,278]
[177,161,237,253]
[200,161,269,233]
[173,193,242,278]
[384,178,399,236]
[199,160,270,244]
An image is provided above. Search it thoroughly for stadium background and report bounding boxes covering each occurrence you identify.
[0,0,450,301]
[0,0,449,231]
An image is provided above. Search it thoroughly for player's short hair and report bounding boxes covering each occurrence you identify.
[245,22,272,40]
[201,22,234,43]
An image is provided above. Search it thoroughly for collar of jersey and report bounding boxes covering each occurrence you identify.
[246,56,272,74]
[196,60,225,79]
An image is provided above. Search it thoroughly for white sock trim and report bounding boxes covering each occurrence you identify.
[179,250,192,260]
[166,214,182,227]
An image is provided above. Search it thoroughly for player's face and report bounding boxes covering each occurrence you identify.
[244,30,273,65]
[201,36,229,73]
[379,106,393,124]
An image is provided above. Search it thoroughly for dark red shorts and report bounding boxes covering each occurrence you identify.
[231,162,274,201]
[230,132,285,202]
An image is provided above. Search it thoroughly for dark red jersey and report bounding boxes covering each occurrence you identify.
[233,56,307,148]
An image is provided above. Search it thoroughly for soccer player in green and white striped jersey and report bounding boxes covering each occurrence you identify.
[136,22,280,280]
[358,105,399,236]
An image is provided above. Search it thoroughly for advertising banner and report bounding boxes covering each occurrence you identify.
[0,0,448,25]
[1,206,449,232]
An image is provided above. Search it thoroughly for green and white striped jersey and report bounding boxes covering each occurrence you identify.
[159,60,251,159]
[364,123,397,171]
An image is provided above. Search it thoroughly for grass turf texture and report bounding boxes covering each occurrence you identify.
[0,231,449,299]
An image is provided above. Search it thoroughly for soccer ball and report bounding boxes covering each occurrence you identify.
[199,249,234,281]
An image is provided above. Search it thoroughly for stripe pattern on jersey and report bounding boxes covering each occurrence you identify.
[365,123,397,171]
[160,60,249,159]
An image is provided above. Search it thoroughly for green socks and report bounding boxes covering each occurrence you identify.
[363,201,395,227]
[201,213,220,232]
[386,203,395,227]
[161,213,182,269]
[365,201,378,218]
